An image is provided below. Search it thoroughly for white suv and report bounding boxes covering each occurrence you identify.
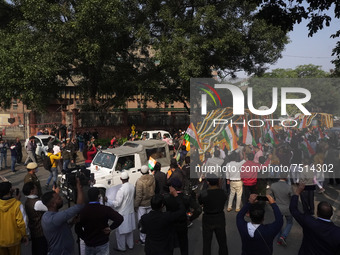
[141,130,173,146]
[24,135,56,160]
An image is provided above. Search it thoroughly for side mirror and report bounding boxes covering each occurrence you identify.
[37,142,41,146]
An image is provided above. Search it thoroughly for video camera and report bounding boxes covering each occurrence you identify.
[65,165,94,188]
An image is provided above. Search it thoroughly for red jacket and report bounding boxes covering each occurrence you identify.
[85,146,97,164]
[241,159,270,186]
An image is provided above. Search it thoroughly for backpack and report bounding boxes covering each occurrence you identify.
[43,155,52,172]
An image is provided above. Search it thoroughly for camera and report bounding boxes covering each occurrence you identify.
[257,196,268,201]
[62,165,94,202]
[65,166,94,188]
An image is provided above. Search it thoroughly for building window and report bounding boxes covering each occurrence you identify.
[12,100,18,110]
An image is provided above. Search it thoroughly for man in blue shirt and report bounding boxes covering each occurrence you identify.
[41,179,84,255]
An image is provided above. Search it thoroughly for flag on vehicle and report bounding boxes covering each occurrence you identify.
[148,157,157,170]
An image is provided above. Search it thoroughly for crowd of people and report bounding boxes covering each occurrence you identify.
[0,126,340,255]
[188,126,340,254]
[0,138,23,172]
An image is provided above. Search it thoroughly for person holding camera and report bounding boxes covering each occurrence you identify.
[0,181,29,255]
[41,177,84,255]
[236,194,283,255]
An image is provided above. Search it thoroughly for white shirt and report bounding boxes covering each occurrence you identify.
[226,160,246,180]
[110,182,136,234]
[26,195,48,211]
[111,182,135,216]
[247,222,260,238]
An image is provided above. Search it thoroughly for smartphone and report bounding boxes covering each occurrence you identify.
[257,196,268,201]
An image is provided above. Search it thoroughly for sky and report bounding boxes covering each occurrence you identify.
[268,11,340,72]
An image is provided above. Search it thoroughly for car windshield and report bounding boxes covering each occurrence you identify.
[41,138,50,146]
[163,133,171,138]
[142,133,149,139]
[146,147,166,160]
[92,152,116,169]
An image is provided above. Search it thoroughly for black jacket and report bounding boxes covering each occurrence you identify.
[140,197,185,255]
[290,195,340,255]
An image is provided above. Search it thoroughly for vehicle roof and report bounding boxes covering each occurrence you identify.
[100,140,168,156]
[142,130,170,133]
[27,135,55,140]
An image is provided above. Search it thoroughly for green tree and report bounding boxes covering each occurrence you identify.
[1,0,289,112]
[251,65,340,116]
[0,0,148,111]
[262,64,329,78]
[141,0,289,113]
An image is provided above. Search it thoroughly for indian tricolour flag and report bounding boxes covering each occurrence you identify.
[148,157,157,170]
[266,127,279,146]
[263,119,270,135]
[184,123,202,149]
[222,124,238,151]
[298,116,307,129]
[236,125,242,140]
[317,127,324,140]
[301,138,315,157]
[243,125,256,146]
[286,128,293,142]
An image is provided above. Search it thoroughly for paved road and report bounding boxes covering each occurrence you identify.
[1,155,340,255]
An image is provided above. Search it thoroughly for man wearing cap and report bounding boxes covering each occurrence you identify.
[24,136,37,165]
[135,165,155,245]
[110,172,136,251]
[24,162,42,197]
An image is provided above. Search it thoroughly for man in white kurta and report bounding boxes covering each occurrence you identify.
[111,172,136,251]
